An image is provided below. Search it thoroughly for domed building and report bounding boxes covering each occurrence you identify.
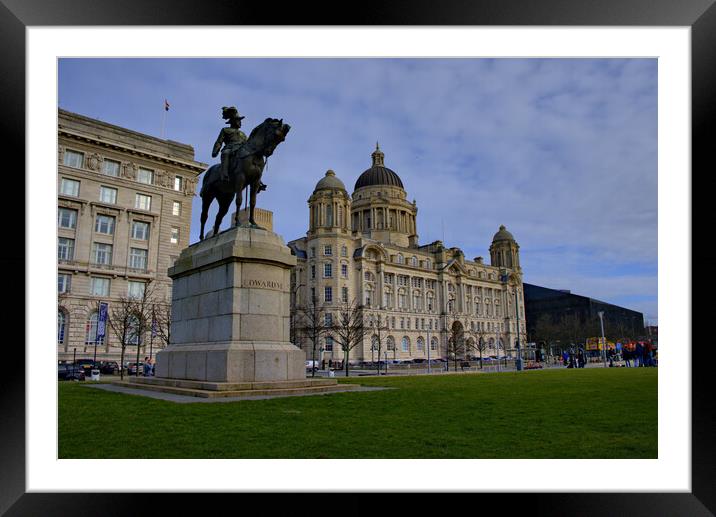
[288,145,526,367]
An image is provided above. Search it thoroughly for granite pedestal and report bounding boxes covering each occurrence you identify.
[122,225,348,397]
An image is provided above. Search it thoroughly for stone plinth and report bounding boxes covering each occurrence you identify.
[155,226,305,383]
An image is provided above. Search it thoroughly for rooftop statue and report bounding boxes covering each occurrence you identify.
[199,106,290,240]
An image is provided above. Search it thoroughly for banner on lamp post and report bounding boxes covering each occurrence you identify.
[96,302,108,340]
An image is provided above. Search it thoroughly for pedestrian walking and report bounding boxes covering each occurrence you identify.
[635,342,643,367]
[577,347,585,368]
[644,342,654,367]
[624,347,632,367]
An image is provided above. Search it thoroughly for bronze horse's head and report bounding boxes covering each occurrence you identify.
[263,118,290,157]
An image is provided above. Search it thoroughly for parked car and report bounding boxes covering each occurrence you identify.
[125,362,144,375]
[74,358,96,376]
[305,360,320,371]
[99,361,119,374]
[412,358,427,364]
[58,364,85,381]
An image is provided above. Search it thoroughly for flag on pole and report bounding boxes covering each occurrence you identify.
[164,99,170,111]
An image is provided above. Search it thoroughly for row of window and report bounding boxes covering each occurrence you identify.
[58,273,146,297]
[58,229,179,263]
[309,244,348,258]
[63,149,185,191]
[309,286,348,304]
[58,238,160,267]
[310,263,349,279]
[60,177,164,213]
[320,335,439,353]
[59,209,159,238]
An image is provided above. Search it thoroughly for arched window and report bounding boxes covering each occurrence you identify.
[411,256,417,267]
[397,254,404,264]
[417,336,425,351]
[371,335,379,351]
[430,337,438,351]
[402,336,410,353]
[386,336,395,351]
[326,204,333,226]
[85,311,105,345]
[58,310,67,344]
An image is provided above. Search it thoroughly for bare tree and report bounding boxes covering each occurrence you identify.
[330,299,365,377]
[296,294,331,378]
[129,281,163,376]
[107,295,138,381]
[446,320,467,372]
[150,299,172,354]
[368,313,389,375]
[467,325,488,369]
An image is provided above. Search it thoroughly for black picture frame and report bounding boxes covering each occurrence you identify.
[3,0,712,514]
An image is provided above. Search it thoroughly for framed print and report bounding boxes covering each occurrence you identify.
[4,0,714,514]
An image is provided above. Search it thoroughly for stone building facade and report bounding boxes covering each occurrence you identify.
[288,144,527,365]
[57,109,206,362]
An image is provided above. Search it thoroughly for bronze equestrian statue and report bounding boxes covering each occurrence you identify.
[199,107,290,240]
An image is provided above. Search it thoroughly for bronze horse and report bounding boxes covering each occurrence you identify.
[199,118,290,240]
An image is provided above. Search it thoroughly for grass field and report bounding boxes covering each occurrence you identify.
[58,368,657,459]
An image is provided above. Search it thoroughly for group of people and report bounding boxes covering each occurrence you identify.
[561,348,587,368]
[143,356,155,376]
[617,342,657,367]
[554,342,658,369]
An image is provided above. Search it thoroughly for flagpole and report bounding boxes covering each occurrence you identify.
[161,99,169,139]
[161,108,167,139]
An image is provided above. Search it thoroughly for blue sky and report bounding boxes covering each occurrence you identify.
[58,58,658,324]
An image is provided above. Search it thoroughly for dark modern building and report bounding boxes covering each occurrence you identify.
[523,283,645,340]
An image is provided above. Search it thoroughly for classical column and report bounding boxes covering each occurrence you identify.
[378,268,385,309]
[456,282,464,314]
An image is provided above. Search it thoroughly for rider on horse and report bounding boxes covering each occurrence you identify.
[212,106,247,182]
[211,106,269,191]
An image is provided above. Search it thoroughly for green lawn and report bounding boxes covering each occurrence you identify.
[59,368,657,459]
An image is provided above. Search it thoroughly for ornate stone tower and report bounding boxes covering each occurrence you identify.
[308,170,351,237]
[351,143,418,248]
[489,225,521,271]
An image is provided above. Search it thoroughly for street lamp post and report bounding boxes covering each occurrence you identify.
[598,311,607,368]
[427,325,431,374]
[514,287,523,371]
